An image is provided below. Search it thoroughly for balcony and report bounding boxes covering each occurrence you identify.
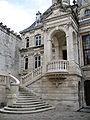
[47,60,69,74]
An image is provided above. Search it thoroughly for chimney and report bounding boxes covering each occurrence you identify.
[52,0,57,4]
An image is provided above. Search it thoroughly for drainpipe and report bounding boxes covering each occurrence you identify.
[77,24,80,65]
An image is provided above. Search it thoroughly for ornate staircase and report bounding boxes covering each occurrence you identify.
[0,87,54,114]
[0,73,54,114]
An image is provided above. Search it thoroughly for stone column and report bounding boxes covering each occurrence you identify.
[66,24,75,74]
[42,30,48,74]
[66,25,74,61]
[47,39,52,62]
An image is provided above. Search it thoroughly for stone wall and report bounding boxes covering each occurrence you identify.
[27,75,82,110]
[0,23,21,106]
[0,24,21,77]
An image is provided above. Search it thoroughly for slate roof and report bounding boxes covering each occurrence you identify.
[20,3,77,34]
[19,5,52,34]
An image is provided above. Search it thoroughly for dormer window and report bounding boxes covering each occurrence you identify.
[35,35,41,46]
[85,9,90,16]
[26,37,29,48]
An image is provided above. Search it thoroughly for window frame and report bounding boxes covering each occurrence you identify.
[82,35,90,65]
[85,9,90,16]
[35,34,41,46]
[34,55,41,69]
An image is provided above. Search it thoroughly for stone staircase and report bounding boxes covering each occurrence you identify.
[0,87,54,114]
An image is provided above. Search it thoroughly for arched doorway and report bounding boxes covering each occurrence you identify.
[51,30,67,60]
[84,80,90,106]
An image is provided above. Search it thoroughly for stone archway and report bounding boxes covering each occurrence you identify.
[84,80,90,106]
[51,29,67,60]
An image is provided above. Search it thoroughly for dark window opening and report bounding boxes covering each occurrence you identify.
[25,57,28,70]
[82,35,90,65]
[84,80,90,106]
[63,50,67,60]
[26,37,29,48]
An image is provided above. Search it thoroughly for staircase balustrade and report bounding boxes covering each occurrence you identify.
[0,75,7,85]
[0,74,20,106]
[21,66,42,86]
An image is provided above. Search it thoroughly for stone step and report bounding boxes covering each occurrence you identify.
[8,103,49,108]
[17,98,42,102]
[19,93,35,96]
[0,87,54,114]
[16,99,42,103]
[4,105,52,111]
[0,107,54,114]
[18,96,37,98]
[17,98,41,101]
[13,101,46,106]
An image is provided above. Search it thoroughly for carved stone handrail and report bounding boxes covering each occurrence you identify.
[0,73,20,106]
[21,66,42,86]
[47,60,69,72]
[9,74,20,86]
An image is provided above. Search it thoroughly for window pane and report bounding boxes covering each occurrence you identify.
[25,57,28,69]
[38,60,41,67]
[26,38,29,48]
[36,39,38,46]
[35,61,37,68]
[38,56,41,67]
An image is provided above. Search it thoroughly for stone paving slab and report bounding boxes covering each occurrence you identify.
[0,106,90,120]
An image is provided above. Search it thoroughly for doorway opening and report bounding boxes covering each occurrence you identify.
[63,50,67,60]
[84,80,90,106]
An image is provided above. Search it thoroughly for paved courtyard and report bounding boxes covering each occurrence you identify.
[0,105,90,120]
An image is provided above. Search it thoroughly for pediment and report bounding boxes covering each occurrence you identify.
[46,8,68,20]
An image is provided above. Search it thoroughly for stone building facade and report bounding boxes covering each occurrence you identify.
[0,23,21,106]
[19,0,90,110]
[0,0,90,111]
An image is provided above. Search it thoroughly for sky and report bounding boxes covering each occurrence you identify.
[0,0,74,33]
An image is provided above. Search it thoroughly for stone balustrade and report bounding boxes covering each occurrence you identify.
[21,66,42,86]
[0,75,7,85]
[0,74,20,106]
[47,60,69,73]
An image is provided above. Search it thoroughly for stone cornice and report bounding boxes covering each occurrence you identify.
[20,44,44,52]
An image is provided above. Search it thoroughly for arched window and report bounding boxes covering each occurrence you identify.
[25,37,29,48]
[35,35,41,46]
[25,57,28,70]
[35,55,41,68]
